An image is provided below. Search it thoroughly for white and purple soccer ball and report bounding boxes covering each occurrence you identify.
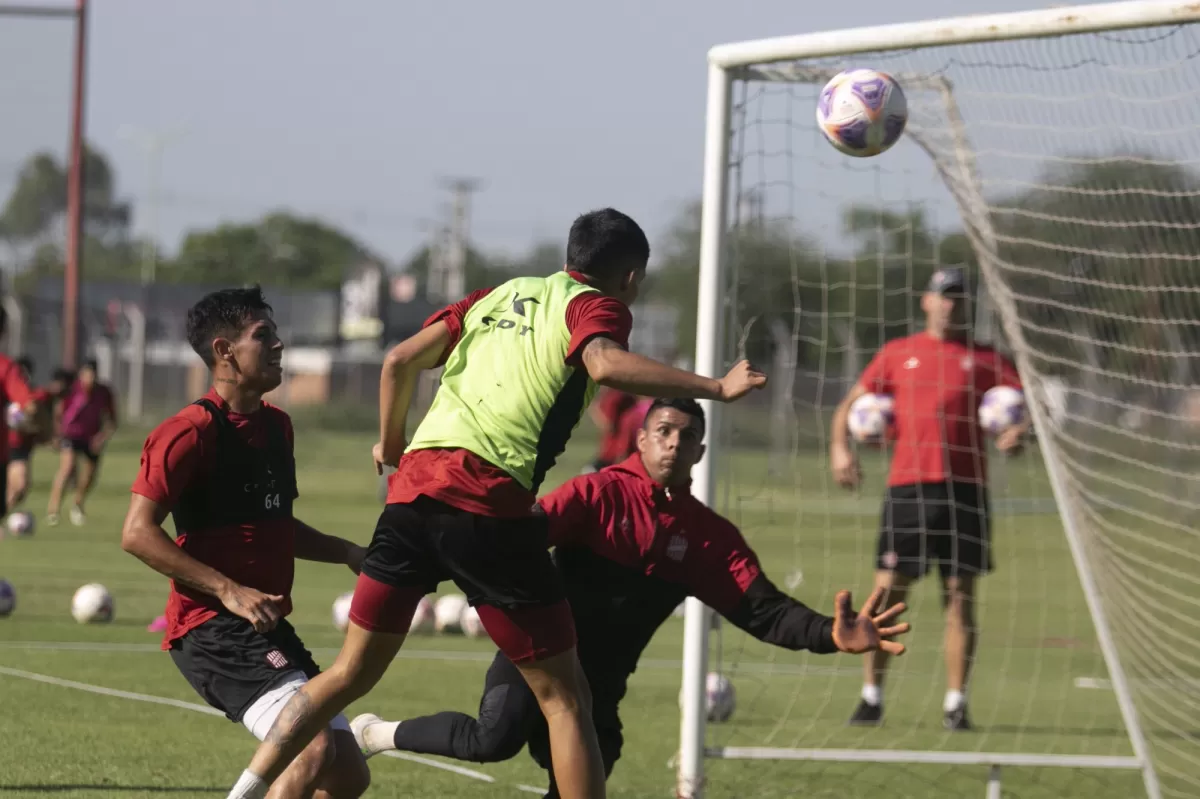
[332,591,354,632]
[847,393,895,444]
[409,595,434,634]
[0,579,15,617]
[979,386,1026,434]
[5,402,25,431]
[71,583,114,624]
[816,69,908,157]
[680,672,737,723]
[6,511,35,537]
[434,594,468,634]
[459,604,486,638]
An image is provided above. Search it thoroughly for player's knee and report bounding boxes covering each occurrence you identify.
[292,727,338,789]
[520,655,592,719]
[319,733,371,799]
[472,722,527,762]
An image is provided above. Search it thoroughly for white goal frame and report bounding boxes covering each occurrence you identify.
[680,2,1200,797]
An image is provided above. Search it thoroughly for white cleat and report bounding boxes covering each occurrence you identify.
[351,713,388,760]
[69,506,86,527]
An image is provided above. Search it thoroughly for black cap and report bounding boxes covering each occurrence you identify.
[927,267,968,297]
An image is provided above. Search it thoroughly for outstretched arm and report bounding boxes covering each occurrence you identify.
[580,337,765,402]
[723,575,837,653]
[293,519,365,574]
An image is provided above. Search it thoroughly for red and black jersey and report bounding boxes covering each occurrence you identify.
[538,455,835,682]
[859,333,1021,486]
[131,389,300,649]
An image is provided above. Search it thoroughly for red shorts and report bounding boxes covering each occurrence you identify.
[350,497,576,664]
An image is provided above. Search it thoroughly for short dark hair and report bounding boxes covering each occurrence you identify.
[644,397,706,437]
[566,208,650,281]
[52,368,75,384]
[79,358,98,373]
[186,286,274,367]
[15,355,32,375]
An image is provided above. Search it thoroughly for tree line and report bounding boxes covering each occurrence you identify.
[2,144,1196,380]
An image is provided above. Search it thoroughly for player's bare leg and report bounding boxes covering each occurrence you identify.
[851,569,913,725]
[310,730,371,799]
[941,573,976,730]
[6,460,28,509]
[236,624,405,795]
[515,649,606,799]
[265,727,334,799]
[46,447,75,523]
[71,456,99,517]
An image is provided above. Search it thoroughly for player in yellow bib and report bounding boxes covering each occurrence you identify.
[227,209,766,799]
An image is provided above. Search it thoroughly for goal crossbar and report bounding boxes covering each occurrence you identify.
[680,1,1200,798]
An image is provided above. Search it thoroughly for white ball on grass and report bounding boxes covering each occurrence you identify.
[332,591,354,632]
[459,604,485,638]
[678,672,737,724]
[433,594,468,634]
[409,595,434,634]
[979,386,1026,434]
[71,583,114,624]
[5,512,35,537]
[0,579,15,617]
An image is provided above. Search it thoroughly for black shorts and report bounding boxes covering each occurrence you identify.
[64,438,101,463]
[9,446,31,463]
[876,481,992,580]
[361,495,566,609]
[168,614,320,723]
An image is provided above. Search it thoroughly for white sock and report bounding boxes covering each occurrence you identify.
[363,720,401,754]
[944,690,965,713]
[861,684,882,707]
[227,770,268,799]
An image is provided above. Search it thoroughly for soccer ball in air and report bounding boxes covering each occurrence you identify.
[71,583,114,624]
[847,393,895,444]
[0,579,15,617]
[679,672,737,723]
[460,605,485,638]
[816,69,908,157]
[6,512,35,538]
[332,591,354,632]
[5,402,25,430]
[434,594,468,634]
[979,386,1026,434]
[409,595,434,634]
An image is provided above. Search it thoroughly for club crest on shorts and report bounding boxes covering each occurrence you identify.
[265,649,289,669]
[881,550,899,570]
[666,534,688,561]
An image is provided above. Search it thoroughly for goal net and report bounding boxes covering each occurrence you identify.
[680,3,1200,798]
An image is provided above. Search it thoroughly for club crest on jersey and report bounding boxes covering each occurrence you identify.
[666,534,688,561]
[903,357,920,370]
[265,650,289,669]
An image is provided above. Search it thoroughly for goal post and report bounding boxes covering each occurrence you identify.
[682,2,1200,797]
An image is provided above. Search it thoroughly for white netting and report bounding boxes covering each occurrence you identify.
[696,21,1200,799]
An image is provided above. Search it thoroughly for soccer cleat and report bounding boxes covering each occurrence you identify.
[46,513,60,527]
[944,705,972,731]
[146,615,168,633]
[848,700,883,726]
[69,506,86,527]
[351,713,388,759]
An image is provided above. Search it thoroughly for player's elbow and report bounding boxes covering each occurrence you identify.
[119,515,154,558]
[583,348,623,387]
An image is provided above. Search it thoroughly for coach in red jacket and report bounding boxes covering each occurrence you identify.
[348,397,910,799]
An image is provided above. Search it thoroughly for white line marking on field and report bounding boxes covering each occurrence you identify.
[516,785,545,794]
[1075,677,1111,690]
[0,665,540,792]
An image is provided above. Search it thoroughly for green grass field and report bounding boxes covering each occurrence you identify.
[0,422,1167,798]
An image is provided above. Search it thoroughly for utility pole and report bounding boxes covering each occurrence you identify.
[427,177,482,303]
[119,124,188,284]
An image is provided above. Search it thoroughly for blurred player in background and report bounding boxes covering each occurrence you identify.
[6,362,72,511]
[830,266,1026,731]
[47,358,117,526]
[121,287,370,799]
[349,398,909,799]
[227,208,766,799]
[0,309,43,519]
[585,389,636,472]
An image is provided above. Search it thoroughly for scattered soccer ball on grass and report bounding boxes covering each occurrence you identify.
[979,386,1026,434]
[459,604,485,638]
[0,579,15,617]
[679,672,736,723]
[6,512,35,537]
[847,393,895,444]
[71,583,114,624]
[332,591,354,632]
[433,594,468,634]
[816,68,908,157]
[409,595,434,634]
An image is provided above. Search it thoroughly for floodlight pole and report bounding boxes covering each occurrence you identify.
[62,0,89,369]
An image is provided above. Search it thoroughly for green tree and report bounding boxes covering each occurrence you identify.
[173,212,377,289]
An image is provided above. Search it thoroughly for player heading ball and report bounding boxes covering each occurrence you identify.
[226,209,767,799]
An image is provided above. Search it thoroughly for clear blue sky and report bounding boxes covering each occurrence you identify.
[2,0,1063,264]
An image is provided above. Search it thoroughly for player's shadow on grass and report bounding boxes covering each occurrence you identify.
[0,785,222,794]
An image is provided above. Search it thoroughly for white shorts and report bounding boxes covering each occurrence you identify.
[241,670,352,742]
